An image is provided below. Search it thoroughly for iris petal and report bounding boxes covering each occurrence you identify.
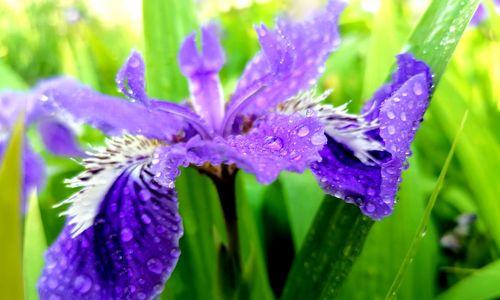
[178,24,225,132]
[224,0,344,131]
[39,136,182,299]
[38,119,83,157]
[40,78,186,141]
[38,165,182,300]
[312,54,432,219]
[116,51,148,105]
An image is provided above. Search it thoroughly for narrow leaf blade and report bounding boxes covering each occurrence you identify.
[437,260,500,300]
[23,192,47,300]
[281,197,374,300]
[143,0,196,100]
[0,114,25,299]
[408,0,480,82]
[385,111,469,299]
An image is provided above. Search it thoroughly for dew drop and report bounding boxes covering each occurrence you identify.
[141,214,152,224]
[387,126,396,135]
[386,111,395,120]
[311,132,327,146]
[170,247,181,258]
[120,228,133,242]
[400,112,407,121]
[129,56,141,68]
[74,275,92,293]
[365,203,376,213]
[393,97,401,103]
[413,82,423,95]
[297,125,310,137]
[147,258,163,274]
[139,190,151,201]
[366,187,376,196]
[264,136,284,151]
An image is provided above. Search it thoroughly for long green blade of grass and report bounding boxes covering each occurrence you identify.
[385,111,469,300]
[0,114,25,299]
[437,260,500,300]
[143,0,196,101]
[407,0,481,82]
[23,192,47,300]
[281,197,374,300]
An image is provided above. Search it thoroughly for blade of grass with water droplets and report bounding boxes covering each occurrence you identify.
[407,0,480,82]
[385,111,469,300]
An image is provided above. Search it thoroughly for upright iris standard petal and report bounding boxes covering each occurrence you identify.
[224,0,345,127]
[312,54,432,219]
[40,78,187,141]
[39,136,183,299]
[116,51,148,104]
[179,24,225,132]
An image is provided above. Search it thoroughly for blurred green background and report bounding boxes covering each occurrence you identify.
[0,0,498,299]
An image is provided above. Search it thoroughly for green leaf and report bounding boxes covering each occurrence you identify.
[236,173,275,300]
[162,168,225,299]
[281,197,374,300]
[23,192,47,300]
[437,260,500,300]
[0,115,25,300]
[337,153,439,300]
[431,77,500,249]
[407,0,480,82]
[385,111,468,300]
[143,0,196,100]
[0,59,27,90]
[280,171,323,250]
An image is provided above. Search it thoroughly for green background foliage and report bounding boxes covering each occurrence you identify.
[0,0,498,299]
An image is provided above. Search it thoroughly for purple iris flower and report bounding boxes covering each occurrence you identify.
[38,1,432,299]
[0,84,82,210]
[470,1,500,26]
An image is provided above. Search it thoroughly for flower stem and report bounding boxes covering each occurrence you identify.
[208,166,242,291]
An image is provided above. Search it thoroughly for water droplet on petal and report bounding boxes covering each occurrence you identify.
[413,82,423,95]
[141,214,152,224]
[264,136,284,151]
[170,247,181,258]
[393,97,401,103]
[297,125,310,137]
[365,203,376,213]
[74,275,92,293]
[139,190,151,201]
[387,126,396,135]
[310,132,327,146]
[367,187,376,196]
[400,112,407,121]
[120,228,133,242]
[48,279,58,289]
[386,111,395,119]
[147,258,163,274]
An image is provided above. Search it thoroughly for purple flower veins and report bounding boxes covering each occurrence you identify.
[37,1,433,299]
